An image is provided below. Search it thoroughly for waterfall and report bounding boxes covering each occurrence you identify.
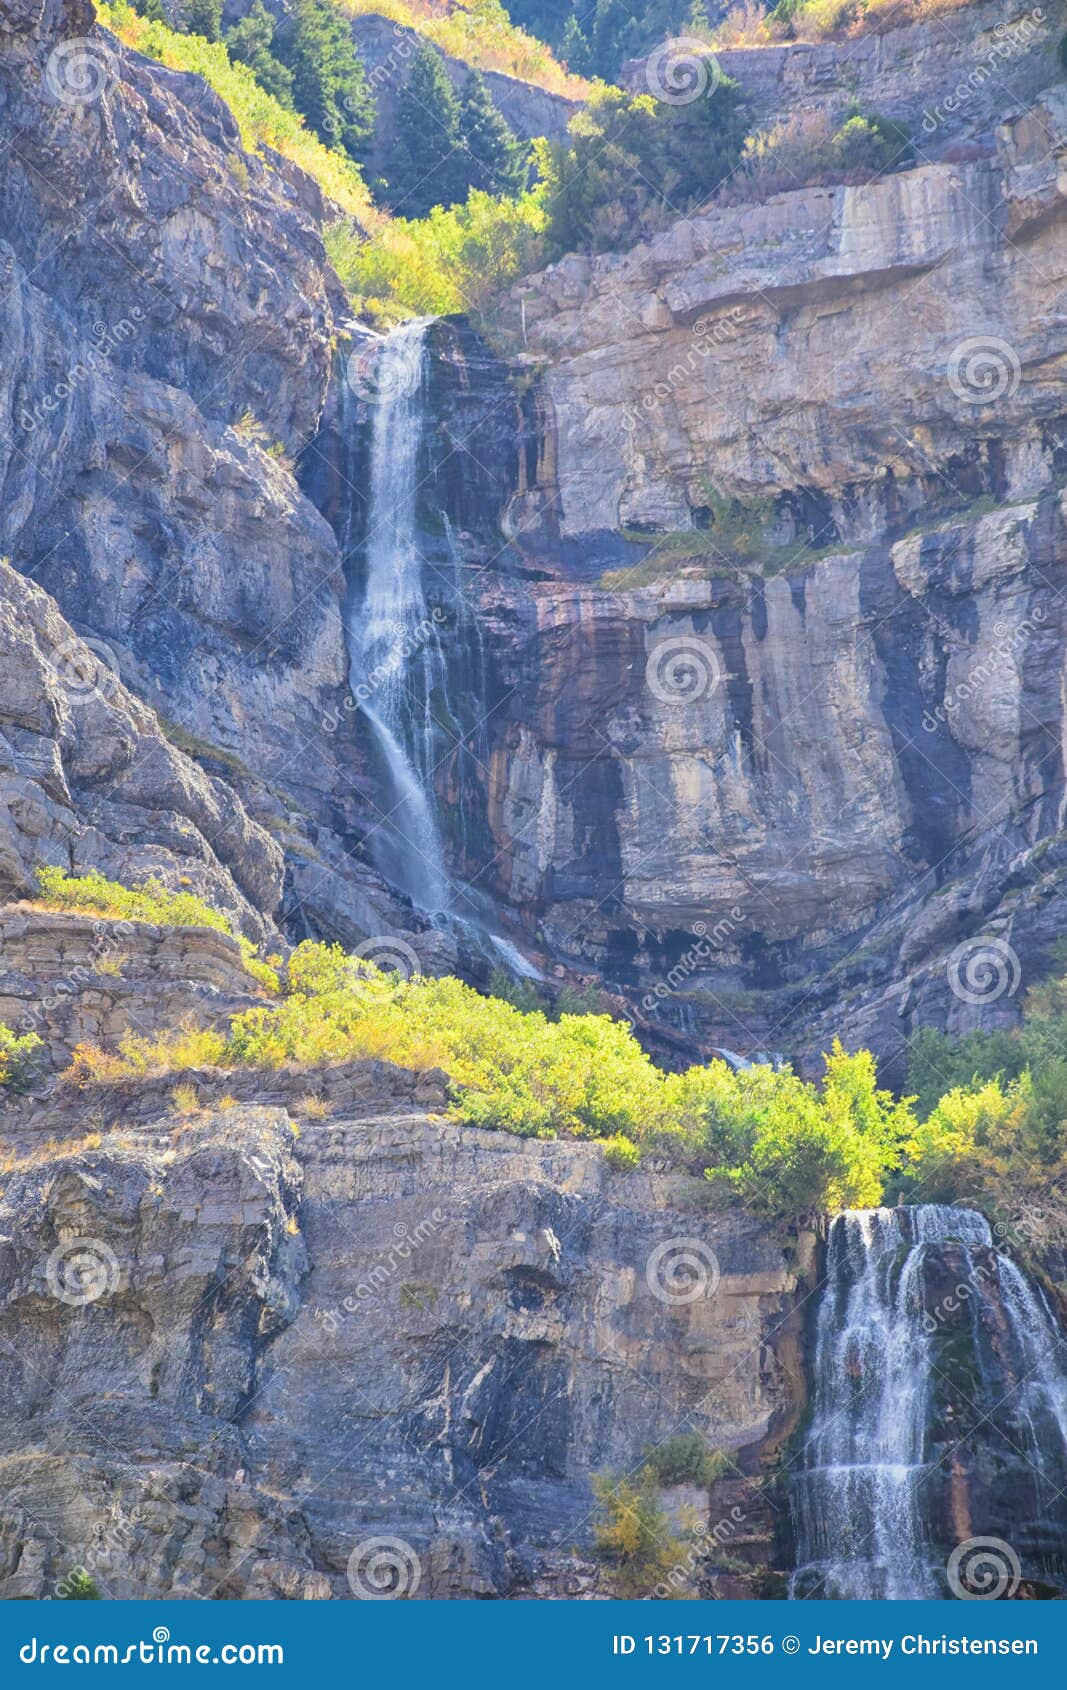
[790,1205,1067,1600]
[347,318,539,977]
[351,317,450,914]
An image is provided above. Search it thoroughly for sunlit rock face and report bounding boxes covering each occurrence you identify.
[442,47,1067,1075]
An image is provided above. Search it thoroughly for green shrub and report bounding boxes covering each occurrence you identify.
[592,1470,693,1596]
[642,1433,729,1488]
[905,1025,1025,1121]
[602,1132,640,1170]
[34,868,279,994]
[57,1568,101,1600]
[0,1026,44,1092]
[737,102,910,200]
[535,78,746,256]
[489,967,546,1016]
[325,186,546,322]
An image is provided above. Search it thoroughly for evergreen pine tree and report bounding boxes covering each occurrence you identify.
[130,0,167,20]
[457,72,529,198]
[226,1,295,109]
[386,43,468,217]
[276,0,375,161]
[590,0,636,78]
[182,0,223,40]
[558,14,592,74]
[684,0,712,33]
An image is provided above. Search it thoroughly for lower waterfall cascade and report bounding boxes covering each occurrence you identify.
[789,1205,1067,1599]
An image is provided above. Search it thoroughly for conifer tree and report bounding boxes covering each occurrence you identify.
[559,14,592,75]
[386,43,468,216]
[226,1,295,108]
[457,71,529,198]
[276,0,375,161]
[182,0,222,40]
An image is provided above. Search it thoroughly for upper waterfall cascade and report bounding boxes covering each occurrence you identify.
[347,318,537,977]
[790,1205,1067,1599]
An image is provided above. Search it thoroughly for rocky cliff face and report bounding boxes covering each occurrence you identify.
[0,1037,806,1599]
[0,0,440,964]
[7,0,1066,1077]
[441,7,1067,1075]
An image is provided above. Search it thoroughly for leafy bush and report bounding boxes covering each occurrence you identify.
[67,938,919,1216]
[34,868,279,994]
[592,1470,694,1596]
[905,1025,1025,1122]
[325,187,546,321]
[535,78,747,255]
[732,103,910,201]
[57,1568,102,1600]
[642,1433,729,1487]
[650,1043,912,1218]
[602,1132,641,1170]
[0,1026,44,1092]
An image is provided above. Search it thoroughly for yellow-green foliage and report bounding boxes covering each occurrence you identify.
[592,1470,695,1597]
[903,969,1067,1213]
[0,1025,44,1092]
[652,1045,913,1215]
[97,3,379,225]
[602,1132,641,1171]
[338,0,591,98]
[716,0,973,45]
[34,868,280,994]
[325,188,546,322]
[68,940,920,1217]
